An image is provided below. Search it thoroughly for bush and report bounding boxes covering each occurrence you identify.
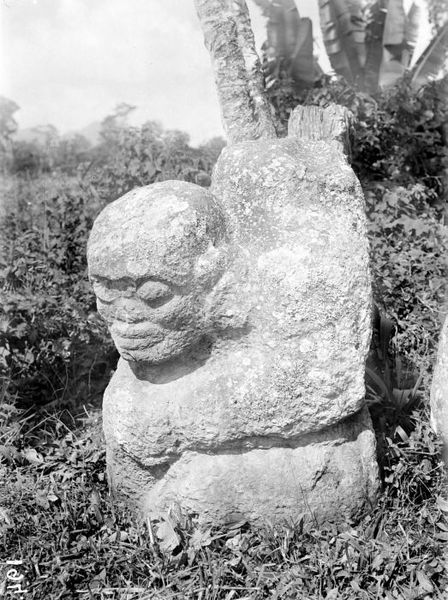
[367,182,447,373]
[89,121,221,202]
[0,175,116,408]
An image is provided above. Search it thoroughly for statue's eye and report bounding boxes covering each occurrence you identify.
[136,281,174,307]
[92,281,120,303]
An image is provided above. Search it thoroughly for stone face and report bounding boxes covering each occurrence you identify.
[430,316,448,461]
[88,106,379,525]
[88,181,230,365]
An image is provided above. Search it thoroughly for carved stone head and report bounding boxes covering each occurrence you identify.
[87,181,228,364]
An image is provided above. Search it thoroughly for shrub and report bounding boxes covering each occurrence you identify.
[0,175,116,408]
[367,182,447,374]
[89,121,221,202]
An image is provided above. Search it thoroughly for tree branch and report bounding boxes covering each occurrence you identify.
[195,0,277,143]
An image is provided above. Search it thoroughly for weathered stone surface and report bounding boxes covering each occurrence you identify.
[143,407,378,525]
[88,181,230,365]
[211,128,372,432]
[88,106,379,525]
[430,316,448,462]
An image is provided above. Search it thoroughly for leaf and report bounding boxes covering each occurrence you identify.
[319,0,366,86]
[416,570,434,593]
[379,313,394,360]
[263,1,318,85]
[156,520,180,553]
[266,0,302,58]
[0,445,22,464]
[392,388,415,409]
[225,533,244,552]
[404,1,421,62]
[365,367,393,403]
[364,0,388,93]
[411,21,448,88]
[0,506,14,528]
[290,18,316,84]
[189,528,213,551]
[391,215,429,236]
[436,496,448,512]
[394,424,409,442]
[223,512,248,531]
[382,0,406,60]
[36,489,50,509]
[22,447,44,465]
[90,488,103,523]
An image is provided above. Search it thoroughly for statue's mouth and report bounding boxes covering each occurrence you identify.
[110,322,165,349]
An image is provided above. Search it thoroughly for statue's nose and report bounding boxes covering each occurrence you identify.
[101,297,150,324]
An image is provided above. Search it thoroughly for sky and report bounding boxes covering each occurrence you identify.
[0,0,430,146]
[0,0,328,145]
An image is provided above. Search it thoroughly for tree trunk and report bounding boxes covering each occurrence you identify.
[194,0,277,143]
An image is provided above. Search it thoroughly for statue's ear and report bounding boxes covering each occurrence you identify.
[204,267,251,332]
[193,243,228,291]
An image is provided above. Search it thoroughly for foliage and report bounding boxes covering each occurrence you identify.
[10,104,222,199]
[0,175,116,409]
[12,140,49,175]
[0,97,19,173]
[253,0,320,94]
[411,21,448,90]
[426,0,448,32]
[257,0,436,95]
[350,79,447,192]
[91,119,218,202]
[12,131,92,177]
[366,183,447,374]
[0,97,18,141]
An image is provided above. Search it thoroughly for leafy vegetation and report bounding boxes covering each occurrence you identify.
[0,175,115,409]
[256,0,448,95]
[367,183,446,373]
[1,74,448,597]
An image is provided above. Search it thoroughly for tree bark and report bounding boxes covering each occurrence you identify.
[194,0,277,143]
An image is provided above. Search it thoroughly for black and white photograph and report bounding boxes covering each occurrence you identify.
[1,0,448,597]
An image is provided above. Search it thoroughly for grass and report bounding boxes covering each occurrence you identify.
[0,382,447,599]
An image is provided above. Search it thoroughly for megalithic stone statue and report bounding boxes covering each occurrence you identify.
[87,104,380,525]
